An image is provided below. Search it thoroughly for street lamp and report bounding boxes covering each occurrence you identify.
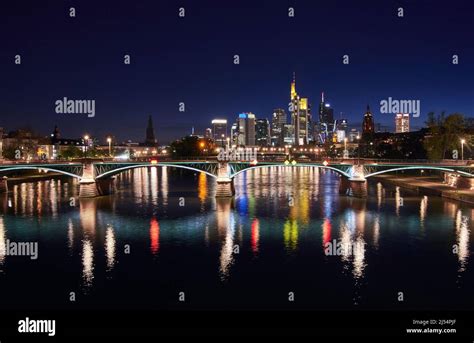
[461,138,466,161]
[107,137,112,157]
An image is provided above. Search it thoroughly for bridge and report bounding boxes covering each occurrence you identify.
[0,159,473,198]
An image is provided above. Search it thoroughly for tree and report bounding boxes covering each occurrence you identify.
[424,112,465,160]
[59,146,82,160]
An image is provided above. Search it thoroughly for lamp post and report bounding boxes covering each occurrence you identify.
[461,138,465,161]
[107,137,112,157]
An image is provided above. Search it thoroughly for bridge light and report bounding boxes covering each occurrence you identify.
[291,160,297,166]
[250,159,258,166]
[150,159,158,165]
[284,160,290,165]
[323,160,329,166]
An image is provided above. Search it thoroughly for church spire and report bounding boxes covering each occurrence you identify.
[145,115,157,146]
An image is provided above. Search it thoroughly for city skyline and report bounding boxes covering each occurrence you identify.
[1,0,472,143]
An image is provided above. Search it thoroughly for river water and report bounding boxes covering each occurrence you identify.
[0,166,472,310]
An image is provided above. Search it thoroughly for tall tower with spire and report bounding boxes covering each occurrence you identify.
[290,73,311,146]
[145,115,157,146]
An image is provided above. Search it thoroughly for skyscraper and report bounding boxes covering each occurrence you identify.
[318,92,334,143]
[255,118,271,146]
[211,119,227,146]
[319,92,334,124]
[271,108,287,146]
[395,113,410,133]
[362,105,375,135]
[237,113,256,146]
[290,73,311,146]
[145,115,157,146]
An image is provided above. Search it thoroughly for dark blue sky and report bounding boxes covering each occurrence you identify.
[1,0,473,144]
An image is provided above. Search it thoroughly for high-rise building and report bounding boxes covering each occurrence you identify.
[395,113,410,133]
[230,122,238,146]
[255,118,271,146]
[211,119,227,146]
[362,105,375,135]
[319,92,334,125]
[290,74,311,146]
[237,113,256,146]
[145,115,157,146]
[283,124,294,145]
[204,128,212,139]
[271,108,287,146]
[335,119,348,143]
[318,92,334,143]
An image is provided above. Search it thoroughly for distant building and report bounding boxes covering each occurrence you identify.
[395,113,410,133]
[362,105,375,135]
[255,118,271,146]
[318,92,334,143]
[230,122,239,146]
[145,115,157,146]
[335,119,348,143]
[319,92,334,126]
[283,124,294,145]
[211,119,227,146]
[237,113,256,146]
[349,128,360,143]
[271,108,287,146]
[204,128,212,139]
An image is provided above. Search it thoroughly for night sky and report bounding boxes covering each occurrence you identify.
[1,0,473,144]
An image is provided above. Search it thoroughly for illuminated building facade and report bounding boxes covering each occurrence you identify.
[237,112,256,146]
[212,119,227,146]
[395,113,410,133]
[290,74,311,146]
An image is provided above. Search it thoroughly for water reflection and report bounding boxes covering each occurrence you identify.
[150,217,160,255]
[0,167,472,308]
[455,209,470,273]
[82,238,94,288]
[0,216,5,267]
[105,225,116,271]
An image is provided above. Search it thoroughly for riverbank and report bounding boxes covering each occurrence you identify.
[371,174,474,205]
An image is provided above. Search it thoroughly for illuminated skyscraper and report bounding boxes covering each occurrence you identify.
[395,113,410,133]
[237,113,256,146]
[271,108,287,146]
[362,105,375,135]
[319,92,334,125]
[290,73,311,146]
[211,119,227,146]
[256,118,271,146]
